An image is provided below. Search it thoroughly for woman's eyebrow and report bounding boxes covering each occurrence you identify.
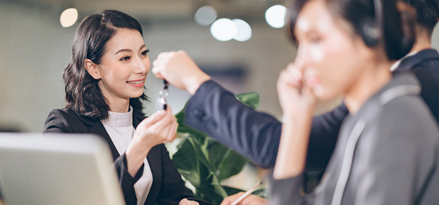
[115,49,132,55]
[139,44,146,52]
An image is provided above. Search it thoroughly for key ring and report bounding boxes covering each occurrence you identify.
[156,80,169,111]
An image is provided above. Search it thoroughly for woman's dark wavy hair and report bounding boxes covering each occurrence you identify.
[287,0,416,61]
[63,10,148,120]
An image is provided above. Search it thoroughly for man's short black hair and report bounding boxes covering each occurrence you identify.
[400,0,439,34]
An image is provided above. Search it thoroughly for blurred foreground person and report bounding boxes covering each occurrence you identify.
[220,0,439,203]
[271,0,439,204]
[223,0,439,203]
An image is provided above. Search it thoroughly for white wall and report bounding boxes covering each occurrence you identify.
[0,2,74,131]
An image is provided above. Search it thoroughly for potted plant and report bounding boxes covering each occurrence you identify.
[172,92,265,205]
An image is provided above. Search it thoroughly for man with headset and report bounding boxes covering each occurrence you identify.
[152,0,439,204]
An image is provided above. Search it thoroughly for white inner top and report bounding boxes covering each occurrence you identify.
[390,51,418,71]
[102,107,153,205]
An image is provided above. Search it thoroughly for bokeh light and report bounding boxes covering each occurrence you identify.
[194,6,217,26]
[60,8,78,28]
[210,18,237,41]
[265,5,286,28]
[232,19,252,42]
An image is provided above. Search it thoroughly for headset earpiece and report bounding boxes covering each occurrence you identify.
[360,17,380,47]
[359,0,382,48]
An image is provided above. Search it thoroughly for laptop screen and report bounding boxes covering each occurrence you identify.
[0,133,124,205]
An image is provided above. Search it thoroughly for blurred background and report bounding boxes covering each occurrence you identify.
[1,0,439,191]
[2,0,439,132]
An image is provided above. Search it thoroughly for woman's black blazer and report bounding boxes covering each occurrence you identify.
[44,108,208,205]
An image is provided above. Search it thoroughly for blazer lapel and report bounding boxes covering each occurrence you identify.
[133,110,146,128]
[76,114,120,161]
[90,121,121,161]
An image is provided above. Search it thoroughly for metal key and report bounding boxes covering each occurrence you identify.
[155,80,169,111]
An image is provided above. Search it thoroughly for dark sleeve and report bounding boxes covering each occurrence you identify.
[306,104,348,171]
[411,67,439,124]
[267,171,314,205]
[114,153,145,205]
[155,145,211,205]
[184,80,347,169]
[43,109,145,205]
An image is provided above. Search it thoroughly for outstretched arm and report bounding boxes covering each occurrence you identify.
[152,51,345,170]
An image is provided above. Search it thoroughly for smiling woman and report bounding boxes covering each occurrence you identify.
[84,29,150,112]
[43,10,209,205]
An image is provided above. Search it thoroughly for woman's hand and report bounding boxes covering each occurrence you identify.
[273,63,318,179]
[179,198,199,205]
[277,63,317,117]
[220,192,268,205]
[132,107,178,148]
[152,50,211,95]
[125,107,178,177]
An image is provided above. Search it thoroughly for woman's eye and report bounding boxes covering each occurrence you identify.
[120,56,131,61]
[141,49,150,56]
[309,36,322,44]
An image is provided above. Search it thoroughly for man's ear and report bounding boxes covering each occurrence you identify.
[84,59,101,80]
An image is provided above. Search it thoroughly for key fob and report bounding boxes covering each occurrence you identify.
[156,96,167,111]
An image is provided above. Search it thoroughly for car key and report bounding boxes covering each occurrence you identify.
[155,80,169,111]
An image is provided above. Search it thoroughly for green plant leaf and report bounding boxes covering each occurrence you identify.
[251,188,268,199]
[172,137,202,187]
[207,140,230,172]
[208,140,247,182]
[196,184,226,205]
[175,107,194,133]
[172,91,261,204]
[222,186,267,199]
[222,185,245,196]
[236,92,260,110]
[192,147,229,205]
[173,135,216,183]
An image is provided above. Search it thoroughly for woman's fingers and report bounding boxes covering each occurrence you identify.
[140,109,167,128]
[147,108,174,135]
[285,63,303,87]
[277,69,301,99]
[282,62,318,100]
[179,198,188,205]
[277,62,319,116]
[166,120,178,143]
[141,106,177,145]
[161,107,178,143]
[179,198,199,205]
[220,192,244,205]
[152,52,175,79]
[242,195,268,205]
[152,50,210,95]
[156,51,175,60]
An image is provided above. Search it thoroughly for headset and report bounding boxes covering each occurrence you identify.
[359,0,383,47]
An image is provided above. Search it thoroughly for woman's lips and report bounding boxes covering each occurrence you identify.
[127,79,145,87]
